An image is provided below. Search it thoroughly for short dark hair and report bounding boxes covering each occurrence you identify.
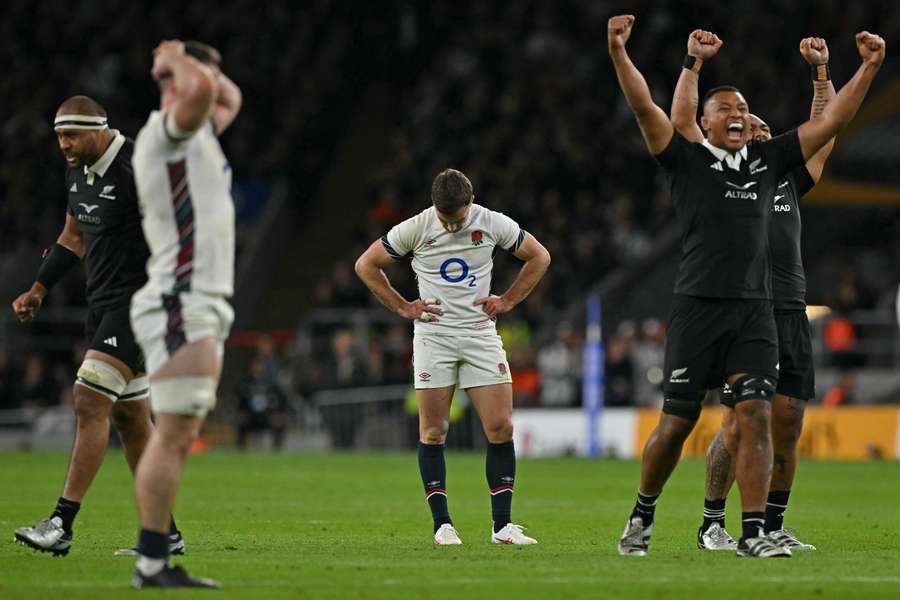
[702,85,742,109]
[56,95,106,118]
[185,41,222,67]
[431,169,473,214]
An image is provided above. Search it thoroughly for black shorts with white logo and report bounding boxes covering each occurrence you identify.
[663,295,779,397]
[85,302,145,374]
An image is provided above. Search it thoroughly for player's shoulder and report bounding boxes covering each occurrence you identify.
[471,203,518,228]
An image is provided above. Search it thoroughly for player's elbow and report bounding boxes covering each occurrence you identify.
[354,255,372,281]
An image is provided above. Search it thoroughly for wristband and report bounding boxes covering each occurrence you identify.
[811,63,831,82]
[35,243,80,290]
[683,54,703,73]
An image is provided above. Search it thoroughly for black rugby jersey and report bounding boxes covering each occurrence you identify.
[655,130,805,299]
[65,133,149,308]
[770,166,815,310]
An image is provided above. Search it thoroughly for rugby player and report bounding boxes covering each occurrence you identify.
[355,169,551,545]
[128,40,241,588]
[607,14,884,557]
[671,32,836,552]
[12,96,183,557]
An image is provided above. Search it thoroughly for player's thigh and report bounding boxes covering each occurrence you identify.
[774,310,816,401]
[723,300,779,387]
[457,334,511,390]
[662,296,731,411]
[413,334,459,390]
[466,382,513,432]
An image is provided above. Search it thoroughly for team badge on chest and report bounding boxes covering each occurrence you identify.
[471,230,484,246]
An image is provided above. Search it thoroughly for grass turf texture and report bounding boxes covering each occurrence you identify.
[1,452,898,599]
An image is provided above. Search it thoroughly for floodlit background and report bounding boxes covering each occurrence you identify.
[1,0,899,457]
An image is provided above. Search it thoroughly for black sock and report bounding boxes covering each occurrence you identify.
[168,516,179,536]
[51,497,81,534]
[741,511,765,541]
[486,441,516,533]
[418,442,451,533]
[702,498,726,530]
[631,491,659,527]
[765,490,790,533]
[137,528,169,560]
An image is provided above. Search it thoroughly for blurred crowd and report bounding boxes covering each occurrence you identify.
[1,1,898,419]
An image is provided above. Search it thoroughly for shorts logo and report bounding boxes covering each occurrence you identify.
[498,363,507,375]
[70,182,77,192]
[104,336,118,348]
[419,372,431,381]
[471,230,484,246]
[670,367,689,383]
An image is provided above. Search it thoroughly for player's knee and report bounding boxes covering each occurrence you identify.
[661,391,703,423]
[731,374,777,404]
[73,386,112,424]
[772,402,804,446]
[110,402,150,437]
[420,422,449,444]
[484,419,513,443]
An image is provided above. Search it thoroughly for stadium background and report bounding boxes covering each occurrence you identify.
[1,0,898,454]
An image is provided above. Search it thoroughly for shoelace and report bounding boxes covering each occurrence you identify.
[707,524,735,545]
[34,518,59,535]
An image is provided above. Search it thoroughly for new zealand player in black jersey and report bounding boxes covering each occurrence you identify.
[12,96,183,557]
[607,14,885,557]
[672,33,836,553]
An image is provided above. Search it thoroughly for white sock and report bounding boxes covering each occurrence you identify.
[136,556,166,576]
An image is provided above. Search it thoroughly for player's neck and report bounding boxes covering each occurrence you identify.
[88,130,115,167]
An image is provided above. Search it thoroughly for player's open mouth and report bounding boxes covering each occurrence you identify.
[727,122,743,141]
[65,155,77,165]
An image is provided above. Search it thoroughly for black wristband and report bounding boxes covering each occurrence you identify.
[35,243,80,290]
[811,63,831,82]
[683,54,703,73]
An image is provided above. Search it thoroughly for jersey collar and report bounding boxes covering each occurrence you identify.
[702,139,747,171]
[85,130,125,178]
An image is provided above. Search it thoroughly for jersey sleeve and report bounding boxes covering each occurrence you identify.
[788,165,816,198]
[382,216,419,259]
[491,210,524,252]
[653,131,690,172]
[760,129,804,178]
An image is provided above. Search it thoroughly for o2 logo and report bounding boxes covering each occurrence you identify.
[440,258,477,288]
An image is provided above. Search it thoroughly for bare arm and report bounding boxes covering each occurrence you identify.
[608,15,673,155]
[799,38,837,182]
[671,30,722,143]
[211,71,242,135]
[152,40,218,134]
[354,240,443,321]
[474,233,551,318]
[797,32,885,161]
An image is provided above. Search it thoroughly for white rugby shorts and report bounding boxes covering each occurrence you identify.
[413,333,512,390]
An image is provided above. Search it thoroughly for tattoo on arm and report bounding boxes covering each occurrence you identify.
[811,80,833,119]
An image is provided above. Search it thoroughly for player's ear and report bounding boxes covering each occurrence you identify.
[700,115,711,133]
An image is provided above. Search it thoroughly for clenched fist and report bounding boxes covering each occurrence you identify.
[687,29,723,60]
[856,31,886,66]
[608,15,635,51]
[800,37,829,66]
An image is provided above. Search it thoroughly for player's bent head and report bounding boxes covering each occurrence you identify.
[53,95,111,169]
[185,41,222,70]
[432,168,474,233]
[700,85,750,151]
[748,114,772,142]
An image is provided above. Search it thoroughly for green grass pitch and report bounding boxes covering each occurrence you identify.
[1,451,898,598]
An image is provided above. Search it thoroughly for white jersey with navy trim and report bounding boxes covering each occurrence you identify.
[383,203,523,335]
[132,110,234,297]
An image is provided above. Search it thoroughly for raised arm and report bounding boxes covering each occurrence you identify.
[151,40,218,134]
[671,30,722,143]
[210,71,242,135]
[799,37,837,182]
[354,240,443,322]
[473,232,551,318]
[797,32,885,161]
[608,15,673,155]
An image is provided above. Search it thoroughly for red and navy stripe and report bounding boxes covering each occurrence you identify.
[162,293,187,356]
[489,485,514,496]
[167,158,194,293]
[425,488,447,499]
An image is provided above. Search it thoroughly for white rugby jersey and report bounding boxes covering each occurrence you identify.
[132,111,234,297]
[383,203,524,335]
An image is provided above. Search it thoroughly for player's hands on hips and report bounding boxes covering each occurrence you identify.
[151,39,186,80]
[12,288,45,323]
[856,31,886,65]
[800,37,829,65]
[687,30,723,60]
[399,298,443,323]
[474,295,513,319]
[608,15,635,51]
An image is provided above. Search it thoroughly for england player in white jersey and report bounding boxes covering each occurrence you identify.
[356,169,551,545]
[128,40,241,589]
